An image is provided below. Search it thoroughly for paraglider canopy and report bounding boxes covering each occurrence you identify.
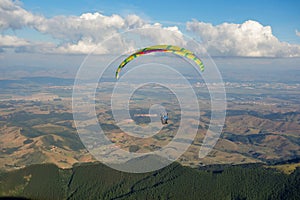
[115,45,204,79]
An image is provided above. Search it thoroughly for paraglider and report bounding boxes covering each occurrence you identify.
[160,112,169,125]
[115,45,204,79]
[115,45,205,125]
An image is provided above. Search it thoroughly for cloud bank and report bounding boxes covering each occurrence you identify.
[186,20,300,57]
[0,0,300,57]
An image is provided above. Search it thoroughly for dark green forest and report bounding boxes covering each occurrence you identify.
[0,162,299,200]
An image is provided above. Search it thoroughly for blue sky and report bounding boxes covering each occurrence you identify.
[21,0,300,43]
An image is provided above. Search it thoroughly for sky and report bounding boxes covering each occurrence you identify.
[21,0,300,43]
[0,0,300,67]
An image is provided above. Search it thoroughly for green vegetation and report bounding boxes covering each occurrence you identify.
[129,145,140,152]
[222,132,267,144]
[0,162,299,200]
[23,139,34,145]
[0,164,64,200]
[8,111,73,127]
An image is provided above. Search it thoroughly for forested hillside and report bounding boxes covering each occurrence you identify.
[0,162,299,200]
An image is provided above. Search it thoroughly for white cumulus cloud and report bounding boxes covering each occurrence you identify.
[0,34,29,47]
[0,1,184,54]
[1,0,299,57]
[0,0,43,30]
[187,20,300,57]
[35,12,126,43]
[34,13,185,54]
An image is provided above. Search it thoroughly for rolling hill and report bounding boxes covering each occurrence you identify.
[0,161,299,200]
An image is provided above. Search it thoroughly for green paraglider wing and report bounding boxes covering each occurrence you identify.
[116,45,204,79]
